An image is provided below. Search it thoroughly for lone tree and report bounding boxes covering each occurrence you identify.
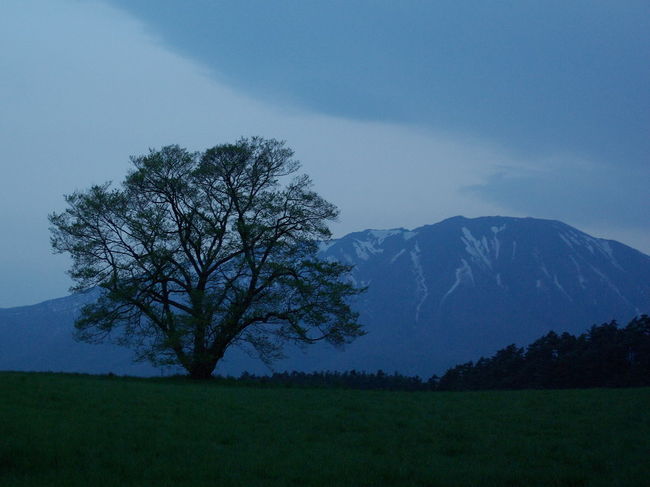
[50,137,364,379]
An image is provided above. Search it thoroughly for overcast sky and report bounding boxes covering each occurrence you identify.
[1,0,648,307]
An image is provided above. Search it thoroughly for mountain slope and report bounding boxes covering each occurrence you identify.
[302,216,650,375]
[1,216,648,376]
[0,291,160,375]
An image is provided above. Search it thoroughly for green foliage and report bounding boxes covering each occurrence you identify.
[49,138,364,378]
[1,372,649,486]
[438,315,650,390]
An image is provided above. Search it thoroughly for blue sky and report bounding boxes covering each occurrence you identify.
[0,0,648,307]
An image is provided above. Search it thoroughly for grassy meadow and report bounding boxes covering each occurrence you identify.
[0,372,648,486]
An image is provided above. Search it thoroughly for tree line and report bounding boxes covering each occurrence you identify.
[219,315,650,391]
[436,314,650,391]
[224,369,432,391]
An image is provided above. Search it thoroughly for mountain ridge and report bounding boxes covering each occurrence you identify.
[1,216,648,376]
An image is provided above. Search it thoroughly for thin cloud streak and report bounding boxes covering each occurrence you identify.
[465,157,649,230]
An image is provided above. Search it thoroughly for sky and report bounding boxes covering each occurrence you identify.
[0,0,648,307]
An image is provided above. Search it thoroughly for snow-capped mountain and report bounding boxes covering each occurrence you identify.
[1,216,649,377]
[303,216,650,375]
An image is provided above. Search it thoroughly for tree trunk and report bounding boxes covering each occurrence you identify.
[188,361,216,380]
[187,345,226,380]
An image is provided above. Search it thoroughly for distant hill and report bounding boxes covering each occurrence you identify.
[0,290,159,375]
[1,216,649,377]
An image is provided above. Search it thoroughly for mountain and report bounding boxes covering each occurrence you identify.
[305,216,650,375]
[0,290,160,375]
[1,216,649,377]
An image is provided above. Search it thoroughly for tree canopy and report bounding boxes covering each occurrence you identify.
[50,137,365,378]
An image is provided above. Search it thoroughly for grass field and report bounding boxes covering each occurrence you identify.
[0,372,648,486]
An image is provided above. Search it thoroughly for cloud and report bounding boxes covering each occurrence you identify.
[0,0,504,306]
[465,158,647,226]
[464,156,650,251]
[0,0,647,306]
[106,0,650,170]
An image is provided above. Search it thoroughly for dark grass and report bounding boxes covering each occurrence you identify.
[1,372,648,486]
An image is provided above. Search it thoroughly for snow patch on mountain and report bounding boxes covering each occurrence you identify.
[490,224,506,260]
[318,240,339,253]
[553,275,573,301]
[410,242,428,322]
[596,240,624,270]
[569,255,588,289]
[557,230,623,271]
[461,227,493,269]
[353,239,383,261]
[589,264,630,306]
[440,258,474,307]
[496,273,504,288]
[390,248,406,264]
[368,229,404,243]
